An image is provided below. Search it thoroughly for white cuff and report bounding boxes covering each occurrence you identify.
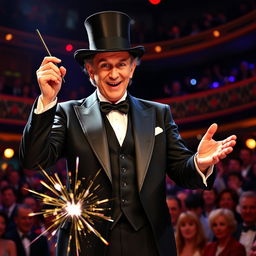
[34,95,57,114]
[194,154,214,187]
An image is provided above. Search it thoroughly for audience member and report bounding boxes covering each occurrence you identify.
[166,196,182,233]
[176,211,206,256]
[216,188,242,224]
[0,211,16,256]
[235,191,256,256]
[204,208,246,256]
[1,186,18,231]
[202,189,217,217]
[185,193,213,240]
[6,205,50,256]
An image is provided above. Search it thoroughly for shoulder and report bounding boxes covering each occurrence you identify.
[130,95,170,111]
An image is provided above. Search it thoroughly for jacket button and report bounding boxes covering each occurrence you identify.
[121,168,126,173]
[120,154,125,159]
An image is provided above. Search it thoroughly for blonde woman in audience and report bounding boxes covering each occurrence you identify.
[204,208,246,256]
[176,211,206,256]
[0,212,16,256]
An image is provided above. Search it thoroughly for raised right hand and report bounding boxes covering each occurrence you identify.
[36,56,66,106]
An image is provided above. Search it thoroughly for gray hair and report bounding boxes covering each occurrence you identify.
[208,208,237,233]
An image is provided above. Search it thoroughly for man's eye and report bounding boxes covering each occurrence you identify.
[119,63,126,67]
[100,63,109,68]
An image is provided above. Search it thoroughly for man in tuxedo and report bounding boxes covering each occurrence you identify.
[6,205,50,256]
[235,191,256,255]
[20,11,237,256]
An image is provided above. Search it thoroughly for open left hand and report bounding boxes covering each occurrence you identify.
[196,123,237,172]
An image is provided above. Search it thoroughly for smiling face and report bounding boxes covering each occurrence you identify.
[85,51,137,103]
[211,215,231,241]
[180,219,197,241]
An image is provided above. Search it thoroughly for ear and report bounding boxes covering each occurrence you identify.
[85,63,94,80]
[129,61,137,79]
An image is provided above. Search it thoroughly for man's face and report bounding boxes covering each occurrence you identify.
[167,199,181,225]
[86,52,136,103]
[15,208,34,234]
[2,189,16,207]
[240,197,256,225]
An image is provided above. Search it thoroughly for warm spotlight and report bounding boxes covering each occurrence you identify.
[213,30,220,38]
[148,0,161,5]
[5,34,13,41]
[65,44,73,52]
[245,138,256,149]
[4,148,15,159]
[154,45,162,53]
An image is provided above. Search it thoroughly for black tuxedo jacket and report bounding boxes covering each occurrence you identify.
[6,228,50,256]
[20,91,215,256]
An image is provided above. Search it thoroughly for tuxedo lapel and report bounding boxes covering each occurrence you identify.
[73,92,112,182]
[130,96,155,191]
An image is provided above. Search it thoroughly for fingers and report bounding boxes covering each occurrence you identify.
[202,123,218,141]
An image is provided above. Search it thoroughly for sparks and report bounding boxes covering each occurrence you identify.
[27,157,113,256]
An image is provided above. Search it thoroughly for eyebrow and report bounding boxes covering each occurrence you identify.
[97,58,129,64]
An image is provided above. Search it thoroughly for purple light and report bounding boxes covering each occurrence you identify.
[211,82,220,88]
[228,76,236,83]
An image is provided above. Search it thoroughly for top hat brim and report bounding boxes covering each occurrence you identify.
[74,46,145,67]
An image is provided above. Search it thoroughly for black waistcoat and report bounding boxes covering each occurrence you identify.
[103,113,147,231]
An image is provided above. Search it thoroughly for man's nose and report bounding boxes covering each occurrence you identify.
[109,68,119,79]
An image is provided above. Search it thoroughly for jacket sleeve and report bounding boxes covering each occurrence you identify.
[164,104,215,189]
[19,99,67,170]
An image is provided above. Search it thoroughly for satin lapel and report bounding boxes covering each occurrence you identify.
[73,92,112,182]
[130,96,155,191]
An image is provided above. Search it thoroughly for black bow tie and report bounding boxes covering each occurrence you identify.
[242,225,256,232]
[100,100,129,114]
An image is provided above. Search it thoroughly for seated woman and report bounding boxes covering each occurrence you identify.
[176,211,206,256]
[0,212,16,256]
[203,208,246,256]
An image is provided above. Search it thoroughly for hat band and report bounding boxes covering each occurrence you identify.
[90,37,131,50]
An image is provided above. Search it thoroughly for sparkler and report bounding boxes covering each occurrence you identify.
[27,157,113,255]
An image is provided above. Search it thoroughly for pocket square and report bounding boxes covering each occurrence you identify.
[155,127,163,136]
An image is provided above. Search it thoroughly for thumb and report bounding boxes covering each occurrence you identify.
[202,123,218,141]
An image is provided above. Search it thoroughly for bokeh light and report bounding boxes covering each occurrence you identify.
[245,138,256,149]
[154,45,162,53]
[4,148,14,159]
[5,33,13,41]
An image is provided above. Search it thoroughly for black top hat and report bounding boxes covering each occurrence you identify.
[74,11,145,67]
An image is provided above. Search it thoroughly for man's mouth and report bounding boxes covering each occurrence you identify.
[107,81,121,87]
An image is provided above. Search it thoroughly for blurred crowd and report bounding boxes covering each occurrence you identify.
[166,147,256,256]
[0,0,255,43]
[0,144,255,255]
[162,59,256,98]
[0,58,255,101]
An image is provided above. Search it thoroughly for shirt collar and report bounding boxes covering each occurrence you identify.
[96,89,127,104]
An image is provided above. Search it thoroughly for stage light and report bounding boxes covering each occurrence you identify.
[4,148,14,159]
[5,34,13,41]
[211,81,220,88]
[228,76,236,83]
[148,0,161,5]
[245,138,256,149]
[154,45,162,53]
[190,79,197,85]
[65,44,73,52]
[213,30,220,38]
